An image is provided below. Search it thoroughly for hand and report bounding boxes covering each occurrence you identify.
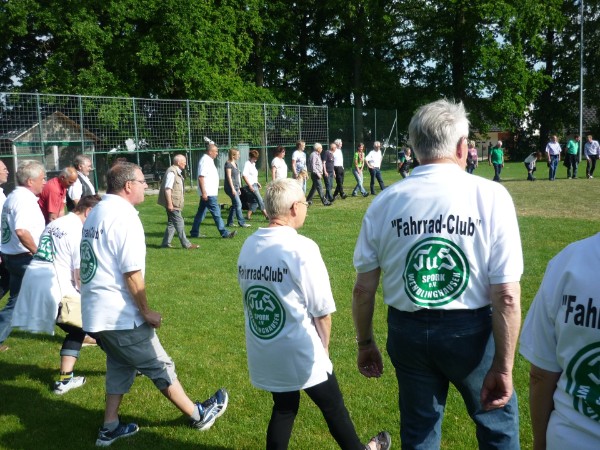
[357,342,384,378]
[480,368,513,411]
[201,193,208,201]
[144,310,162,329]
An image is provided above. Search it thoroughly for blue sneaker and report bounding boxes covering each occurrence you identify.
[190,388,229,431]
[95,422,139,447]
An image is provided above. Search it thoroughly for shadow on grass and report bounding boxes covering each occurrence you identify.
[0,362,233,449]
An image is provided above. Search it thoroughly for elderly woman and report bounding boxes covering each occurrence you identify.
[237,178,391,450]
[270,146,288,180]
[224,148,250,228]
[242,149,268,220]
[12,195,101,394]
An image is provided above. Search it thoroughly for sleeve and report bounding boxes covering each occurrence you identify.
[300,239,336,317]
[163,171,175,189]
[519,258,561,372]
[113,216,146,274]
[242,161,251,178]
[487,188,523,284]
[353,206,381,273]
[68,179,83,201]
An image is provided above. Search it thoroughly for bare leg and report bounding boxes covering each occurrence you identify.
[160,379,195,416]
[104,394,124,423]
[60,355,77,373]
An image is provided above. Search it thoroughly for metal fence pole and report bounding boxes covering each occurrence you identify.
[227,101,232,148]
[186,99,193,188]
[36,93,44,167]
[132,98,140,166]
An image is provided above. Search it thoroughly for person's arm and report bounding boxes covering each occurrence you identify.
[271,163,277,180]
[291,158,297,179]
[124,270,161,328]
[313,314,331,355]
[164,188,174,211]
[15,229,38,254]
[529,364,561,450]
[198,176,208,201]
[73,268,81,291]
[352,268,383,378]
[480,281,521,410]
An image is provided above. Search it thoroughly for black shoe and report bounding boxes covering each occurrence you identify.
[323,201,332,206]
[362,192,370,197]
[223,231,237,239]
[340,194,347,199]
[307,200,313,206]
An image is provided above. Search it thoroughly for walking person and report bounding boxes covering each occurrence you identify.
[333,139,347,199]
[584,134,600,179]
[306,143,331,206]
[545,135,561,181]
[466,141,478,174]
[353,100,522,449]
[238,178,390,450]
[224,148,250,228]
[351,143,369,197]
[565,135,580,179]
[242,149,268,221]
[366,142,385,194]
[488,140,504,182]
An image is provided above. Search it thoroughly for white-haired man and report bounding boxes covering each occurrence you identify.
[353,99,522,448]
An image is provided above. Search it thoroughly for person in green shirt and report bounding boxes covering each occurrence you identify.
[565,135,580,179]
[488,140,504,182]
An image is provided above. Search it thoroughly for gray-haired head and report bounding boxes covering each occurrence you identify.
[265,178,304,220]
[106,162,141,194]
[408,99,470,161]
[73,154,92,170]
[16,160,45,186]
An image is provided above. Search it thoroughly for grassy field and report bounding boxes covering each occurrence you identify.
[1,161,598,449]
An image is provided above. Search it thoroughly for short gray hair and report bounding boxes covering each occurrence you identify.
[313,143,322,151]
[173,154,186,164]
[334,138,342,146]
[16,160,45,186]
[73,154,91,170]
[408,99,469,161]
[106,162,141,194]
[265,178,304,219]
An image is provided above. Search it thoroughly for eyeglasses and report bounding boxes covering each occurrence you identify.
[130,179,148,185]
[295,200,309,207]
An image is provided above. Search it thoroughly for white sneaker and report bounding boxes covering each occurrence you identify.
[241,224,251,228]
[53,376,86,395]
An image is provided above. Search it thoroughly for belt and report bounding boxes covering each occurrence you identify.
[390,305,491,318]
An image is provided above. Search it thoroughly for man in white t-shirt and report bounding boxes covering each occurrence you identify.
[545,135,562,181]
[189,144,236,239]
[332,138,347,199]
[67,154,96,210]
[80,162,228,446]
[237,178,391,450]
[0,160,46,352]
[353,100,522,449]
[365,142,385,194]
[0,160,10,300]
[520,234,600,450]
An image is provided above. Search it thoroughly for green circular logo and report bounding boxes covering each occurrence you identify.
[1,216,11,245]
[35,235,55,262]
[244,286,286,340]
[80,240,98,284]
[403,237,470,307]
[565,342,600,420]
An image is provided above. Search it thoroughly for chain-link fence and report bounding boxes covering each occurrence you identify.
[0,92,398,189]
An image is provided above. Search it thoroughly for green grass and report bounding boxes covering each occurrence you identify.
[1,161,598,449]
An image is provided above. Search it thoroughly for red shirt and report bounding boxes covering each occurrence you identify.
[38,177,66,223]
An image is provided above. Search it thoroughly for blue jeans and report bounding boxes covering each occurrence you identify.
[247,183,265,213]
[351,168,367,195]
[492,163,503,181]
[324,172,334,201]
[369,168,385,193]
[0,253,33,344]
[190,196,228,237]
[386,307,519,450]
[225,190,246,226]
[548,154,559,180]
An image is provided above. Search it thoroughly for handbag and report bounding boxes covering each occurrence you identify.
[57,293,83,328]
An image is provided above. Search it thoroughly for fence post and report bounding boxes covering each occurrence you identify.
[186,99,193,188]
[298,105,302,141]
[227,101,232,148]
[263,103,268,181]
[78,95,85,154]
[35,93,45,167]
[132,98,140,166]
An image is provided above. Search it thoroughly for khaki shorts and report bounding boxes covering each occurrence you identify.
[97,322,178,394]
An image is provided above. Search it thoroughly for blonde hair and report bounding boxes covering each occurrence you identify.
[228,148,239,160]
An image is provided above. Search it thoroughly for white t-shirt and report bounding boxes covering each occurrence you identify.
[242,160,258,185]
[0,187,5,251]
[68,172,96,201]
[271,157,288,180]
[80,194,146,332]
[333,149,344,167]
[238,226,335,392]
[584,140,600,157]
[366,149,383,169]
[197,154,219,197]
[12,213,83,334]
[520,233,600,450]
[1,186,45,255]
[546,142,562,156]
[292,150,306,175]
[354,164,523,311]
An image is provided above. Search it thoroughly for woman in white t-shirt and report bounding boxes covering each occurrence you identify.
[242,149,268,221]
[271,146,288,180]
[12,195,101,395]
